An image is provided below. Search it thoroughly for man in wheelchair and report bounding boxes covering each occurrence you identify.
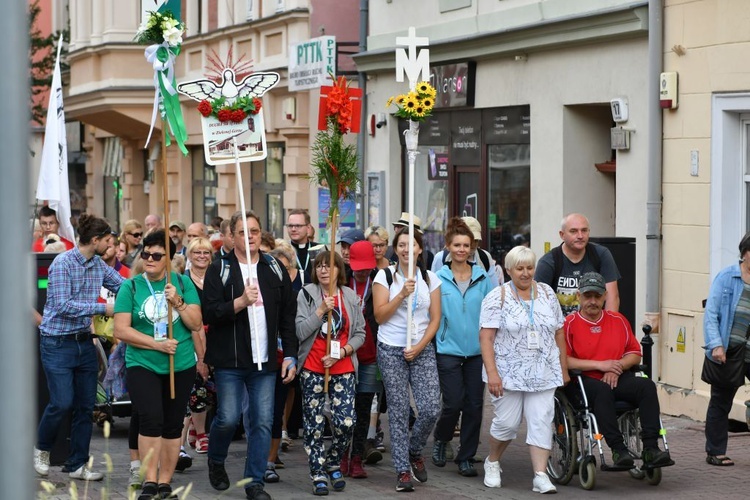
[564,272,673,470]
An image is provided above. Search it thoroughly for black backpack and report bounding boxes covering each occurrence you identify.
[549,243,602,289]
[218,253,284,286]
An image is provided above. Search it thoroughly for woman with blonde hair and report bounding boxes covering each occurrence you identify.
[365,226,391,270]
[479,245,567,493]
[121,219,144,268]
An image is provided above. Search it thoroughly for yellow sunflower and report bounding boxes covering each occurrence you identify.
[395,94,408,105]
[386,96,394,107]
[404,96,417,111]
[421,97,434,110]
[417,81,437,97]
[413,105,426,118]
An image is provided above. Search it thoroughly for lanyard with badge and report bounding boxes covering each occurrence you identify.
[296,243,310,285]
[352,277,370,314]
[143,273,168,342]
[511,281,539,350]
[321,288,344,358]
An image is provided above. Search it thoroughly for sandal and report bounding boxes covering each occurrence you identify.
[138,482,158,500]
[312,477,329,496]
[706,455,734,466]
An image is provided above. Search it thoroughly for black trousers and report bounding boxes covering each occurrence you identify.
[705,364,750,455]
[569,371,661,451]
[433,353,484,462]
[127,366,196,439]
[351,392,376,458]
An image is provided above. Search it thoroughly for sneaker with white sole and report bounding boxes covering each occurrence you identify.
[483,457,502,488]
[129,465,142,488]
[33,447,50,476]
[69,463,103,481]
[532,471,557,494]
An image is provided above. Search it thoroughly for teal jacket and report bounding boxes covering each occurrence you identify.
[436,263,492,357]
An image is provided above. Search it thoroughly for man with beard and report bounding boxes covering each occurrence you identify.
[34,214,125,481]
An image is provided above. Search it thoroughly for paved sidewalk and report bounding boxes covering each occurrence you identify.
[37,399,750,500]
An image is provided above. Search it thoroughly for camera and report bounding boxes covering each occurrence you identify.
[375,112,387,129]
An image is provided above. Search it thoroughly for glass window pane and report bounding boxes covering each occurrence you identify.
[487,144,531,263]
[267,145,283,183]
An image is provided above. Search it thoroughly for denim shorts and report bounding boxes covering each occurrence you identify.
[356,362,383,393]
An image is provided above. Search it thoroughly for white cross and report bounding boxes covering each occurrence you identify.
[395,27,430,88]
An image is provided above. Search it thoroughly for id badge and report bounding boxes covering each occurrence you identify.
[154,321,168,342]
[527,329,540,350]
[330,340,341,359]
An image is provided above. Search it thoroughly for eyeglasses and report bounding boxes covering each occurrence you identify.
[236,228,261,237]
[40,221,58,228]
[97,227,113,239]
[130,232,143,238]
[371,243,387,249]
[316,263,330,270]
[286,224,306,229]
[141,251,166,261]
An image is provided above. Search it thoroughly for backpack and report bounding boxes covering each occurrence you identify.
[442,247,490,271]
[219,253,284,286]
[381,265,429,289]
[549,243,602,290]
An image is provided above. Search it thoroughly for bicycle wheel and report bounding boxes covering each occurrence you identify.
[547,390,578,485]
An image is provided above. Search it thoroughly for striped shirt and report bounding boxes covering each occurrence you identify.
[39,247,125,336]
[728,282,750,361]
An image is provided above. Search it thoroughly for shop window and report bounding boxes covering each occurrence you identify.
[402,145,450,257]
[487,144,530,264]
[192,148,218,225]
[252,143,285,238]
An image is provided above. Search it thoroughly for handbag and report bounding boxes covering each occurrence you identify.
[701,325,750,388]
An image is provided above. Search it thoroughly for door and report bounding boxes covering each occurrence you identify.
[452,166,484,240]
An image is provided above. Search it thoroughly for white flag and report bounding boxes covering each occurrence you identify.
[36,35,74,243]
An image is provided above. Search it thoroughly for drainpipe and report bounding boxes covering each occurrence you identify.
[357,0,368,230]
[645,1,663,368]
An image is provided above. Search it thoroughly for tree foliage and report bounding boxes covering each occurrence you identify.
[29,0,69,126]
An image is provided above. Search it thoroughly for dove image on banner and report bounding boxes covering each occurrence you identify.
[37,35,75,243]
[178,69,280,165]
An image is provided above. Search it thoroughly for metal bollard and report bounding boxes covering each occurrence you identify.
[641,324,654,380]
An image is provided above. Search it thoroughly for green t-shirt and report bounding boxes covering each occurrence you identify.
[114,272,200,374]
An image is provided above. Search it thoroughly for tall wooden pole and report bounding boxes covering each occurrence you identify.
[324,208,338,393]
[161,121,176,399]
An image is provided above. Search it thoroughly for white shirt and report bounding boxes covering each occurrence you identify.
[239,260,269,363]
[374,266,441,347]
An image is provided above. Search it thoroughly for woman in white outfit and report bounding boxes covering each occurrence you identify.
[479,245,568,494]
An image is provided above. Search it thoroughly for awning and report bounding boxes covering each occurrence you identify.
[102,137,123,177]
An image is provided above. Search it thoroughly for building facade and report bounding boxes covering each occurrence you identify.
[64,0,359,235]
[357,0,651,327]
[658,0,750,421]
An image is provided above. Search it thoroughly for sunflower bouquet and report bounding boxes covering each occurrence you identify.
[386,81,437,122]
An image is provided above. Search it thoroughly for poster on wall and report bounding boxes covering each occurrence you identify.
[427,151,449,180]
[317,187,356,244]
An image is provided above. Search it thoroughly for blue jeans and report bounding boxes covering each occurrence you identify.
[209,366,276,486]
[37,336,98,471]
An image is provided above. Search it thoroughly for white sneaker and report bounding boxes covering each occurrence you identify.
[33,447,50,476]
[69,463,103,481]
[129,465,142,488]
[532,471,557,494]
[483,457,502,488]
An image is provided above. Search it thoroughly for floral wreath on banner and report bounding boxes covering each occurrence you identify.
[197,96,263,123]
[310,75,362,202]
[386,81,437,121]
[135,9,189,155]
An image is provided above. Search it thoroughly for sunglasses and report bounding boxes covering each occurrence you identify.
[130,232,143,238]
[141,251,166,261]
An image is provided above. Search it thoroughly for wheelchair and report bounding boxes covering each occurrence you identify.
[546,369,672,490]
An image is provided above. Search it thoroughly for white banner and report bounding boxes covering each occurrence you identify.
[36,35,75,243]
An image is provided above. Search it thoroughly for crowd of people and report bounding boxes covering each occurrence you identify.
[32,207,682,499]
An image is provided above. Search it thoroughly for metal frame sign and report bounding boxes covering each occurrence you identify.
[289,36,336,91]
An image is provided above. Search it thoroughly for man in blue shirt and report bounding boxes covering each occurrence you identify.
[34,214,124,481]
